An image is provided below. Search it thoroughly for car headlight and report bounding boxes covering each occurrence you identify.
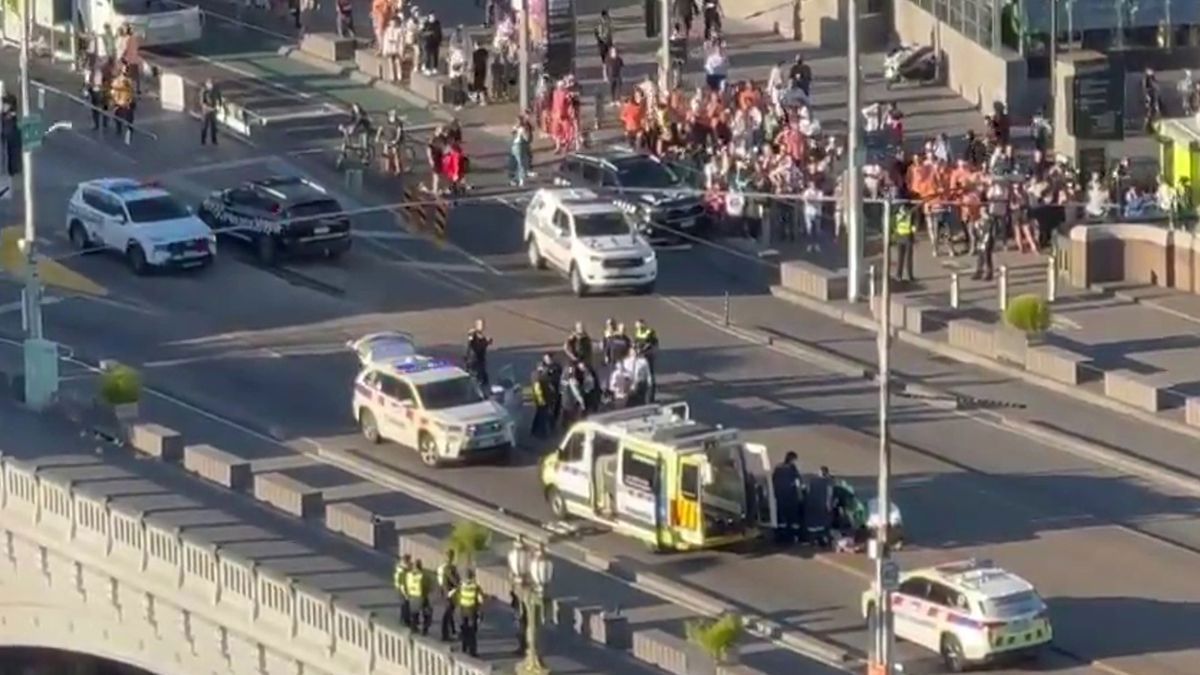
[465,424,477,435]
[643,253,656,265]
[588,255,604,264]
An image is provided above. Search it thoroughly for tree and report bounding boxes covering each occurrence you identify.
[686,613,743,663]
[1004,294,1052,335]
[98,364,141,406]
[445,520,492,566]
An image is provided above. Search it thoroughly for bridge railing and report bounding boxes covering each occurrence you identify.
[0,456,493,675]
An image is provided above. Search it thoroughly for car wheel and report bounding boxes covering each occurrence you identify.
[68,221,92,252]
[256,236,277,265]
[359,409,381,444]
[546,487,569,519]
[527,238,546,270]
[126,245,149,276]
[570,265,588,297]
[940,633,967,673]
[418,432,441,467]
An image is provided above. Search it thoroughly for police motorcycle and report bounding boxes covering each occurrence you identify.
[345,332,524,421]
[883,44,939,89]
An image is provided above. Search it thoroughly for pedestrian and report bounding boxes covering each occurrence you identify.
[199,78,222,146]
[667,24,687,89]
[702,39,728,93]
[377,109,406,175]
[458,569,483,657]
[604,46,625,107]
[287,0,302,29]
[594,10,613,66]
[622,347,652,407]
[530,353,561,438]
[1,95,21,178]
[563,321,593,366]
[393,554,414,627]
[382,17,405,81]
[463,319,491,390]
[701,0,722,41]
[975,188,999,281]
[425,126,445,194]
[788,54,811,97]
[675,0,697,35]
[561,362,587,429]
[511,588,528,656]
[892,203,916,283]
[109,65,136,143]
[405,559,432,635]
[83,65,107,131]
[771,451,803,544]
[632,319,658,401]
[116,24,142,95]
[336,0,355,38]
[442,139,467,194]
[448,40,468,110]
[509,114,531,186]
[437,550,461,642]
[470,40,489,105]
[421,13,443,74]
[601,318,630,367]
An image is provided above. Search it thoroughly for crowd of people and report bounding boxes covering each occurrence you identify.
[77,23,144,143]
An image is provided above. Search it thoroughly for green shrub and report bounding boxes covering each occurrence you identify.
[98,365,141,406]
[1004,294,1052,335]
[686,613,743,663]
[446,520,492,565]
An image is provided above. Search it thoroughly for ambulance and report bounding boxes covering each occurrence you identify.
[539,402,776,551]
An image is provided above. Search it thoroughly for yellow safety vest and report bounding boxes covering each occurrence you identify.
[458,581,480,608]
[405,569,425,598]
[894,212,914,237]
[393,563,408,591]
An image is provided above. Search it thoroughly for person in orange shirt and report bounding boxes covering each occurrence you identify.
[619,95,643,147]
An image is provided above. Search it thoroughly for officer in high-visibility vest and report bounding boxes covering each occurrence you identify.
[892,203,916,283]
[405,559,432,635]
[632,319,659,402]
[393,554,414,628]
[437,549,461,642]
[457,569,484,657]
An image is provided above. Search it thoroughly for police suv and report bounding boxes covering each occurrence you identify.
[196,176,351,265]
[524,188,657,296]
[862,559,1052,671]
[349,333,520,467]
[66,178,216,275]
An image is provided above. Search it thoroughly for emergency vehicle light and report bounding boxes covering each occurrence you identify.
[392,356,451,373]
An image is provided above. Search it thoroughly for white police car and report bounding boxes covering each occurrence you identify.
[66,178,216,275]
[862,559,1052,671]
[350,333,519,467]
[524,188,657,297]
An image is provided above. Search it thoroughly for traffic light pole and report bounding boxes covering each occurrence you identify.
[517,0,530,113]
[845,0,863,302]
[19,0,40,342]
[871,199,896,675]
[659,0,671,92]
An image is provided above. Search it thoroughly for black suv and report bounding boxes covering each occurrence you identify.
[552,150,707,242]
[197,176,351,264]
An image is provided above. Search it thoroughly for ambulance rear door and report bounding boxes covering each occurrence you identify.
[673,454,704,547]
[743,443,776,528]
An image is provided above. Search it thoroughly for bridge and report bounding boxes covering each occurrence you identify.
[0,407,669,675]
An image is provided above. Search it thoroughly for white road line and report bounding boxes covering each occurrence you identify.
[0,296,63,315]
[259,107,343,124]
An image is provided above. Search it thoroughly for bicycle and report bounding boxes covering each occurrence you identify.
[335,125,374,169]
[378,137,419,175]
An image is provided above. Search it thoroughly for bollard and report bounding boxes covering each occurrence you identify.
[998,265,1009,312]
[1046,256,1057,302]
[950,272,960,309]
[345,169,364,194]
[868,264,877,306]
[36,86,44,110]
[68,23,77,71]
[723,291,731,327]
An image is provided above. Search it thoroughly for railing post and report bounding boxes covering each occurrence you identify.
[1046,256,1057,302]
[950,271,960,309]
[36,85,44,110]
[723,291,730,327]
[998,265,1009,312]
[868,264,877,307]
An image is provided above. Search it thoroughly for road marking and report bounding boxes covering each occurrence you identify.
[1051,316,1082,331]
[158,156,275,178]
[383,260,488,274]
[0,296,64,315]
[352,230,417,241]
[64,127,139,166]
[258,107,343,124]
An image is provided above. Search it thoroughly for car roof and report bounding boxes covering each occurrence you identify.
[246,176,332,204]
[538,188,625,214]
[82,178,172,202]
[911,560,1035,598]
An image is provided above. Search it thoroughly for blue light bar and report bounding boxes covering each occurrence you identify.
[393,357,452,373]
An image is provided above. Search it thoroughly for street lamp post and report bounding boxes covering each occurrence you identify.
[845,0,863,302]
[516,0,530,113]
[508,538,555,675]
[658,0,671,92]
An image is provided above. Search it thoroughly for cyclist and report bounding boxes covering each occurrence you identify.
[339,103,374,165]
[376,109,407,176]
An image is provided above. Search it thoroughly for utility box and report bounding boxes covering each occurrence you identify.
[23,337,58,410]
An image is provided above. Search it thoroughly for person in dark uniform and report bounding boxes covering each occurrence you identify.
[511,588,528,656]
[804,466,835,547]
[771,451,804,545]
[199,78,222,146]
[438,549,461,642]
[632,319,659,401]
[891,203,916,283]
[563,321,593,366]
[674,0,698,36]
[530,353,562,438]
[464,319,492,390]
[701,0,722,40]
[602,318,630,367]
[458,569,483,657]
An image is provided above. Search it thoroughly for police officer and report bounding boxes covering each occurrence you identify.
[464,319,492,390]
[530,353,562,438]
[458,569,484,657]
[405,560,432,635]
[438,549,461,642]
[771,451,804,545]
[563,321,594,366]
[394,554,415,627]
[892,204,916,283]
[602,318,630,367]
[632,319,659,401]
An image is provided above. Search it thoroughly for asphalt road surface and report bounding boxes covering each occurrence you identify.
[5,28,1200,675]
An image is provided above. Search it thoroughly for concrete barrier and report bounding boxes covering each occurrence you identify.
[1025,345,1092,385]
[326,501,397,552]
[398,533,445,565]
[408,69,451,104]
[947,319,996,358]
[587,611,631,649]
[1103,370,1172,412]
[572,604,603,639]
[779,260,849,302]
[300,32,357,62]
[632,629,711,675]
[254,472,324,519]
[718,665,768,675]
[902,298,945,334]
[994,327,1036,366]
[354,48,386,79]
[127,423,184,462]
[549,596,580,626]
[183,444,253,491]
[1186,397,1200,427]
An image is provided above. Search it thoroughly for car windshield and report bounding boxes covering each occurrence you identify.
[616,158,681,189]
[125,195,190,223]
[287,199,342,220]
[417,376,485,410]
[980,591,1044,619]
[575,212,633,237]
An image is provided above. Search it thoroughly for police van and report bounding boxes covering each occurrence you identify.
[349,333,521,467]
[862,559,1052,671]
[539,402,776,551]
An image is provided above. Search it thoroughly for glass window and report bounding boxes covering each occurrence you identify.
[552,209,571,233]
[593,433,619,457]
[416,376,484,410]
[580,163,601,185]
[621,450,657,491]
[81,190,107,212]
[287,199,342,221]
[125,195,190,223]
[615,158,681,189]
[898,577,930,599]
[680,464,700,500]
[379,375,414,403]
[560,431,585,462]
[574,212,633,237]
[980,591,1045,619]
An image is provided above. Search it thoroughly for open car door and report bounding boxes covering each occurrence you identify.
[492,364,524,422]
[742,443,776,529]
[346,331,416,366]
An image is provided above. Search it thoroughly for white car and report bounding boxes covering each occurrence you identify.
[349,334,520,467]
[861,559,1052,672]
[523,188,657,297]
[66,178,216,275]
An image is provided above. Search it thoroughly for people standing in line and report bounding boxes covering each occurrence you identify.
[632,319,658,401]
[458,569,483,657]
[437,550,461,642]
[405,560,432,635]
[464,318,492,391]
[382,17,405,82]
[622,346,653,407]
[109,65,136,144]
[420,13,443,74]
[771,451,804,544]
[336,0,355,38]
[199,78,222,146]
[394,554,415,627]
[470,39,489,106]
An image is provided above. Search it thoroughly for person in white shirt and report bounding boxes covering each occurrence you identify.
[93,23,115,70]
[403,12,421,75]
[382,17,405,81]
[447,43,468,109]
[622,350,652,407]
[703,42,728,92]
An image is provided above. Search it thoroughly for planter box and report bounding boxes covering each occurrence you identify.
[994,327,1043,366]
[300,32,356,61]
[779,260,849,302]
[128,423,184,462]
[112,402,139,421]
[1186,397,1200,427]
[183,444,252,490]
[1104,370,1171,412]
[903,299,945,334]
[1025,345,1091,385]
[632,629,715,675]
[326,501,396,551]
[253,472,324,519]
[588,611,631,649]
[947,319,996,358]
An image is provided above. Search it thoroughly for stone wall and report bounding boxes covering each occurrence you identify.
[1066,224,1197,293]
